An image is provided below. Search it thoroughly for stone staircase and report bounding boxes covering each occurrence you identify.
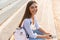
[0,0,58,40]
[0,0,31,40]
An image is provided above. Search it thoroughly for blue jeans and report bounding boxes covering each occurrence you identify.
[29,29,45,40]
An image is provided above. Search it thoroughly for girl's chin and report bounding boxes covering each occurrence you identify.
[33,14,35,16]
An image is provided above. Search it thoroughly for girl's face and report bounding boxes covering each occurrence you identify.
[29,3,38,16]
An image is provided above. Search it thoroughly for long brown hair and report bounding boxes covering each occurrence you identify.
[19,1,37,27]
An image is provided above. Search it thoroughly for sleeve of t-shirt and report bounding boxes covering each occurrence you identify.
[23,19,37,38]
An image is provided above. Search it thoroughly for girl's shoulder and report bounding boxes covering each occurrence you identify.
[24,18,30,21]
[23,18,31,23]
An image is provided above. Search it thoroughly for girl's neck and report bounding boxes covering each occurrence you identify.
[31,15,34,19]
[31,15,34,24]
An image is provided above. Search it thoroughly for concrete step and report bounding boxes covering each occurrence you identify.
[0,0,17,10]
[0,0,28,25]
[0,0,30,40]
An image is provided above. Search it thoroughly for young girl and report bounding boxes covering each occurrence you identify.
[19,1,51,40]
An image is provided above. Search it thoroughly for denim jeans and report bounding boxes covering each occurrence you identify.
[29,29,45,40]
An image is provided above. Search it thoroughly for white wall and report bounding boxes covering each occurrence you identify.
[53,0,60,40]
[36,0,57,40]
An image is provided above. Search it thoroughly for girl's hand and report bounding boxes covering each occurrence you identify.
[45,33,52,37]
[45,33,50,35]
[44,35,51,39]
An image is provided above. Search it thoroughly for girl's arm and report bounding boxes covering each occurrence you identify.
[36,34,51,39]
[38,27,50,34]
[35,20,50,34]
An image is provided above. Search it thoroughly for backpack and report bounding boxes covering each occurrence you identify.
[9,20,31,40]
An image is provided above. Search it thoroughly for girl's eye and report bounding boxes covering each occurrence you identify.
[35,6,37,8]
[31,6,34,9]
[31,6,37,9]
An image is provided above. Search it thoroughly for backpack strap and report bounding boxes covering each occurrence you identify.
[23,20,32,38]
[23,27,29,38]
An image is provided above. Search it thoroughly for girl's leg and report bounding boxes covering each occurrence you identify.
[29,29,45,40]
[29,38,45,40]
[33,29,44,35]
